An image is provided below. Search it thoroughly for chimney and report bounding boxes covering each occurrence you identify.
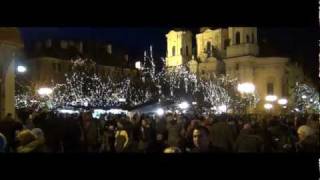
[107,44,112,54]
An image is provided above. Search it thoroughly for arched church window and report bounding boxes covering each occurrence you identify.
[235,32,240,44]
[186,46,189,56]
[172,46,175,56]
[252,33,255,43]
[206,41,211,52]
[224,39,230,49]
[246,35,250,43]
[267,82,274,95]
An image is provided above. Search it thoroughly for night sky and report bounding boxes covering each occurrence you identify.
[20,27,318,82]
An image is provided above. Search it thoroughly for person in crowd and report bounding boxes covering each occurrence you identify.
[0,133,7,153]
[79,112,102,152]
[138,118,156,153]
[62,116,82,152]
[209,117,235,152]
[296,125,318,152]
[16,129,45,153]
[114,118,130,152]
[164,146,182,153]
[166,114,183,148]
[0,113,23,152]
[233,123,264,153]
[191,126,223,152]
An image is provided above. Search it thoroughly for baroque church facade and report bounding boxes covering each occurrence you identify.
[165,27,301,113]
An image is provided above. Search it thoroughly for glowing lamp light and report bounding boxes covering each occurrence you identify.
[17,65,27,73]
[156,108,164,116]
[192,102,197,105]
[302,95,307,99]
[278,98,288,105]
[119,98,126,102]
[57,109,79,114]
[92,109,107,119]
[106,109,127,114]
[218,105,227,113]
[178,101,189,109]
[265,95,278,102]
[135,61,142,70]
[237,83,255,94]
[37,87,53,96]
[264,103,273,110]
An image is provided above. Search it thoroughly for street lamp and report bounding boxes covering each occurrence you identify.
[178,101,189,109]
[218,104,227,113]
[265,95,277,102]
[119,98,126,102]
[17,65,27,73]
[135,61,142,70]
[264,103,273,110]
[237,82,255,94]
[278,98,288,105]
[37,87,53,96]
[156,108,164,116]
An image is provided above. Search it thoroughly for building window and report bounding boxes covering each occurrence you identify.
[235,32,240,44]
[172,46,176,56]
[180,48,183,55]
[252,33,254,43]
[52,63,56,71]
[57,64,62,72]
[224,39,230,49]
[206,41,211,52]
[186,46,189,56]
[235,63,239,71]
[267,82,274,95]
[246,35,250,43]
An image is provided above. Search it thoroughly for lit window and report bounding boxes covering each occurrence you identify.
[172,46,176,56]
[267,83,274,95]
[235,32,240,44]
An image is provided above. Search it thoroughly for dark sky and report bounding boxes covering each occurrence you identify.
[20,27,318,81]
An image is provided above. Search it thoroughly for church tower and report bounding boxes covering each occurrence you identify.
[226,27,259,58]
[196,27,229,62]
[165,30,192,67]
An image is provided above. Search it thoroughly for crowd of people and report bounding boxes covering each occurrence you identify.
[0,110,319,153]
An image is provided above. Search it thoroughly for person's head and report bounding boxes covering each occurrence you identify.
[0,133,7,153]
[141,119,149,127]
[6,113,12,118]
[31,128,44,140]
[193,126,210,150]
[16,130,36,146]
[163,147,181,153]
[156,133,163,141]
[81,112,92,122]
[297,125,315,142]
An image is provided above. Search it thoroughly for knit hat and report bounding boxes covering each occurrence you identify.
[31,128,44,139]
[297,125,315,138]
[164,147,182,153]
[0,133,7,152]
